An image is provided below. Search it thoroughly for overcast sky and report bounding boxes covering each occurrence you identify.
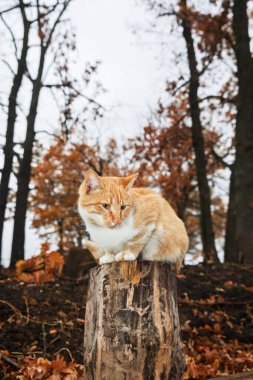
[69,0,174,139]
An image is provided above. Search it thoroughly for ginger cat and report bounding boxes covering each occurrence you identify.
[78,169,189,272]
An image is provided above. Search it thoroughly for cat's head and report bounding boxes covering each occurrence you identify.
[78,169,138,228]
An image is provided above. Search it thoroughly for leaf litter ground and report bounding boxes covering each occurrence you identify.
[0,263,252,379]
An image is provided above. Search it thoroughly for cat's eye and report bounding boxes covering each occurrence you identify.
[102,203,110,210]
[121,205,127,211]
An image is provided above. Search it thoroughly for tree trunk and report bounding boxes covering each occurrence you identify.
[84,261,185,380]
[0,8,30,264]
[10,48,46,267]
[9,1,70,267]
[58,218,64,254]
[224,166,239,262]
[180,0,218,263]
[232,0,253,264]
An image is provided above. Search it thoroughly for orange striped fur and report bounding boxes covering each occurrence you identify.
[78,169,189,272]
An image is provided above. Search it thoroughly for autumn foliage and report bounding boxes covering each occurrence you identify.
[16,355,83,380]
[1,0,253,379]
[126,111,226,254]
[16,244,64,284]
[30,138,121,252]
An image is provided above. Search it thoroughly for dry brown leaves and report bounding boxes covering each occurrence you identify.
[16,355,83,380]
[181,291,253,379]
[183,339,253,379]
[16,244,64,284]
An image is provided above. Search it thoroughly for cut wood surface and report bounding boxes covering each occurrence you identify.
[84,261,185,380]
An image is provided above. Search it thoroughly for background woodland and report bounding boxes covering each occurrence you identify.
[0,1,253,379]
[1,0,253,268]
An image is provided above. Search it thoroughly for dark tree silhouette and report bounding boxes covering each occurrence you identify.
[179,0,218,262]
[225,166,239,262]
[10,0,72,267]
[144,0,220,262]
[0,0,30,263]
[232,0,253,264]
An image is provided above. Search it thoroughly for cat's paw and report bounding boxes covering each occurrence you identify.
[99,254,115,265]
[115,251,136,262]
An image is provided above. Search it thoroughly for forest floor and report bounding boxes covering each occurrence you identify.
[0,262,253,379]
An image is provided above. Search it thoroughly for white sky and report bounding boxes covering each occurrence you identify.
[69,0,174,140]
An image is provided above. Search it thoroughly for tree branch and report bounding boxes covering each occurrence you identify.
[42,82,105,109]
[199,95,236,105]
[2,59,15,76]
[35,130,61,139]
[19,0,29,23]
[0,4,21,16]
[157,11,175,18]
[171,79,189,96]
[0,351,20,369]
[0,14,18,57]
[212,148,232,169]
[30,0,60,24]
[0,102,8,113]
[44,0,71,49]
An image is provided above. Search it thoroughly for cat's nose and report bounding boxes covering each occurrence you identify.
[112,218,121,226]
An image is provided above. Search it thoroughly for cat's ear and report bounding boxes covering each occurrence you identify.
[85,169,101,193]
[121,173,139,189]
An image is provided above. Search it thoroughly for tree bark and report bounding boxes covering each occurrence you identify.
[232,0,253,264]
[224,166,239,262]
[10,0,71,267]
[84,261,185,380]
[179,0,218,263]
[10,48,45,267]
[0,4,30,264]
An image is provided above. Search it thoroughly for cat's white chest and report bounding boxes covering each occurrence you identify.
[88,223,138,252]
[87,223,138,253]
[79,208,138,252]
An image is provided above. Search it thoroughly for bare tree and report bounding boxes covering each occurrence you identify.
[179,0,218,262]
[225,166,239,261]
[10,0,72,266]
[0,0,30,263]
[0,0,104,267]
[144,0,219,262]
[232,0,253,264]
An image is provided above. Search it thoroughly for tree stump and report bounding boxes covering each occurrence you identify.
[83,261,185,380]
